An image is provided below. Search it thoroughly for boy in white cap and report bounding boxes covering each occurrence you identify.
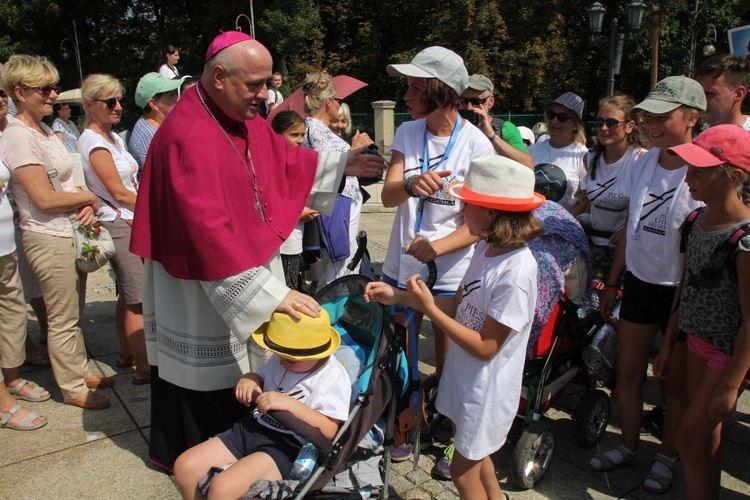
[173,310,350,499]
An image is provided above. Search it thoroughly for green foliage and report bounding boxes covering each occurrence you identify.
[0,0,747,118]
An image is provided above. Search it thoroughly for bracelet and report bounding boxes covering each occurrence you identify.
[488,132,499,142]
[404,175,419,198]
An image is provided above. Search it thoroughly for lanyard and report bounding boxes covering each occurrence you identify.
[415,117,462,233]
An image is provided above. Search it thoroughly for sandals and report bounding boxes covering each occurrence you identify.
[115,354,136,368]
[7,379,51,402]
[132,370,151,386]
[589,444,638,471]
[642,454,677,494]
[0,404,48,431]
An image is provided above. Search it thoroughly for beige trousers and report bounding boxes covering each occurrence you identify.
[0,252,28,369]
[22,231,89,399]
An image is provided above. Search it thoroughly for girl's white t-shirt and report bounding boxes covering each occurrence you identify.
[625,149,700,285]
[78,130,138,221]
[529,140,587,212]
[383,119,493,290]
[585,147,642,247]
[436,241,536,460]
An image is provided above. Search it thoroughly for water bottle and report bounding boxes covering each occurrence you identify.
[290,442,318,481]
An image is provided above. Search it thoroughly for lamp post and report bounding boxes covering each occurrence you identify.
[688,24,717,76]
[588,1,647,96]
[60,20,84,88]
[235,0,255,38]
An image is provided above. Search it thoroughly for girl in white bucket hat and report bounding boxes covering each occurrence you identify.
[367,155,543,499]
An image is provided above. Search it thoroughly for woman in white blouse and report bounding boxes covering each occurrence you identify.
[79,74,149,385]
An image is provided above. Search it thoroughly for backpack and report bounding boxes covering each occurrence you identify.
[680,207,750,277]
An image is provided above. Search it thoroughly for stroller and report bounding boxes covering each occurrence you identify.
[249,271,407,498]
[507,282,621,489]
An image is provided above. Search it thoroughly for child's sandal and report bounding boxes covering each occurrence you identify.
[642,454,676,494]
[589,444,637,471]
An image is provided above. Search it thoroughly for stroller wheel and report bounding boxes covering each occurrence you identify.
[573,389,611,448]
[510,421,555,490]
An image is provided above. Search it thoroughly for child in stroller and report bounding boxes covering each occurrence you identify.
[172,310,350,499]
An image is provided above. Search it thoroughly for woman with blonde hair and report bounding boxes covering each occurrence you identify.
[302,71,372,285]
[0,54,112,410]
[79,74,149,385]
[528,92,589,216]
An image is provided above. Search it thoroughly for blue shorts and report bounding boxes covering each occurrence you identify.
[383,274,456,297]
[216,413,302,478]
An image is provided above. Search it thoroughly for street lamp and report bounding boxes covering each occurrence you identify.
[235,0,255,38]
[688,24,717,76]
[60,20,83,88]
[588,0,647,95]
[235,14,253,35]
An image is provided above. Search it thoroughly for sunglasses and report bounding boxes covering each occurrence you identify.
[332,97,343,105]
[596,118,627,129]
[23,85,61,96]
[459,96,489,106]
[545,109,574,123]
[0,89,6,98]
[94,97,126,109]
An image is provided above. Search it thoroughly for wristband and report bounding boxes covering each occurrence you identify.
[404,175,419,198]
[488,132,499,142]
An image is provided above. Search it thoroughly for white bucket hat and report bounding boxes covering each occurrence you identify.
[449,156,545,212]
[387,46,469,96]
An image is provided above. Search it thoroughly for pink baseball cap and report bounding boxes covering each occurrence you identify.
[668,124,750,173]
[205,31,253,62]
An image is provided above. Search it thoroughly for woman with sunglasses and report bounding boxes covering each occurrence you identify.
[302,71,373,287]
[581,94,650,276]
[528,92,588,216]
[0,55,111,410]
[79,74,149,385]
[591,77,706,494]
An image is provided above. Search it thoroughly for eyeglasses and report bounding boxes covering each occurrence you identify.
[459,96,490,106]
[93,97,126,109]
[546,109,573,123]
[22,85,61,96]
[595,118,627,129]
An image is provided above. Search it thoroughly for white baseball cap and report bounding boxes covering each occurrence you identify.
[387,46,468,96]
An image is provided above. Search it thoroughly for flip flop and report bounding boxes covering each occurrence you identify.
[7,379,51,402]
[23,353,51,367]
[132,370,151,386]
[0,404,48,431]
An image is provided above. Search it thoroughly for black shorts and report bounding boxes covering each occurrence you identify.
[216,413,302,479]
[619,271,676,334]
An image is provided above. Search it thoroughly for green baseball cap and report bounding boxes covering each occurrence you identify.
[633,76,706,114]
[135,72,182,108]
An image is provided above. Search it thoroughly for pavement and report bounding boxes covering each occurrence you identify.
[2,209,750,500]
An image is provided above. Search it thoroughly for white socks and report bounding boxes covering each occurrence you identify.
[589,444,636,470]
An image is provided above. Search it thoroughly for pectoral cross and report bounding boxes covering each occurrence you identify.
[254,189,266,222]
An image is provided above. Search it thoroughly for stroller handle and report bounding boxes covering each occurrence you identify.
[347,231,368,272]
[425,260,437,290]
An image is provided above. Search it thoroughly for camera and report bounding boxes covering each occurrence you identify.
[458,109,482,126]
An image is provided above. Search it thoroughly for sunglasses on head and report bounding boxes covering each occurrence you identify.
[596,118,626,129]
[545,109,573,123]
[23,85,61,96]
[94,97,126,109]
[459,96,489,106]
